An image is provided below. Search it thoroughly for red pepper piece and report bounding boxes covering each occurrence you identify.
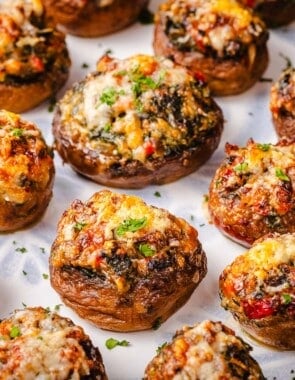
[144,141,155,156]
[30,55,45,72]
[243,299,275,319]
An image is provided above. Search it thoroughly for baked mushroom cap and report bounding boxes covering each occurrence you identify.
[50,190,207,332]
[208,138,295,247]
[0,110,54,232]
[0,307,108,379]
[270,65,295,140]
[42,0,149,37]
[219,232,295,350]
[144,320,265,379]
[240,0,295,28]
[0,0,71,113]
[53,54,223,189]
[153,0,269,96]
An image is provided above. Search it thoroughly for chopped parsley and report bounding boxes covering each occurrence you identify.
[12,128,23,137]
[275,168,289,181]
[103,123,112,132]
[139,243,155,257]
[42,273,49,280]
[54,304,62,311]
[10,326,21,339]
[282,294,292,304]
[105,338,130,350]
[40,247,46,254]
[15,247,27,254]
[154,191,161,197]
[156,342,167,354]
[257,143,270,151]
[234,162,248,173]
[81,62,89,69]
[22,270,27,276]
[100,87,125,106]
[116,217,147,236]
[22,302,27,307]
[131,74,159,97]
[73,222,87,231]
[104,48,113,56]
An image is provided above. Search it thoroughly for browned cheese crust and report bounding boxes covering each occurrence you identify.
[52,54,223,189]
[240,0,295,27]
[153,0,269,96]
[49,190,207,332]
[42,0,149,37]
[144,320,265,379]
[270,65,295,140]
[208,139,295,247]
[0,0,71,113]
[0,307,108,379]
[0,110,54,232]
[219,233,295,350]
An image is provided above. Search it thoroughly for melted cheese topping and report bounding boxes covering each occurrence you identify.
[0,307,100,379]
[52,190,198,268]
[145,320,263,379]
[158,0,266,58]
[0,110,53,205]
[58,54,221,165]
[248,233,295,269]
[51,190,201,293]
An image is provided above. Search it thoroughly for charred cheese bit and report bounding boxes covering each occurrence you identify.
[0,307,103,379]
[144,320,264,379]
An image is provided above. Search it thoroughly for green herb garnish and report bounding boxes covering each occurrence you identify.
[282,294,292,304]
[12,128,23,137]
[103,123,112,132]
[275,168,289,181]
[116,217,147,236]
[22,270,27,276]
[100,87,125,106]
[16,247,27,254]
[105,338,130,350]
[81,62,89,69]
[139,243,155,257]
[257,143,270,151]
[42,273,49,280]
[234,162,248,173]
[154,191,161,197]
[10,326,21,339]
[156,342,167,354]
[74,222,87,231]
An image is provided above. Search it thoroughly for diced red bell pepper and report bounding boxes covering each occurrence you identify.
[243,299,275,319]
